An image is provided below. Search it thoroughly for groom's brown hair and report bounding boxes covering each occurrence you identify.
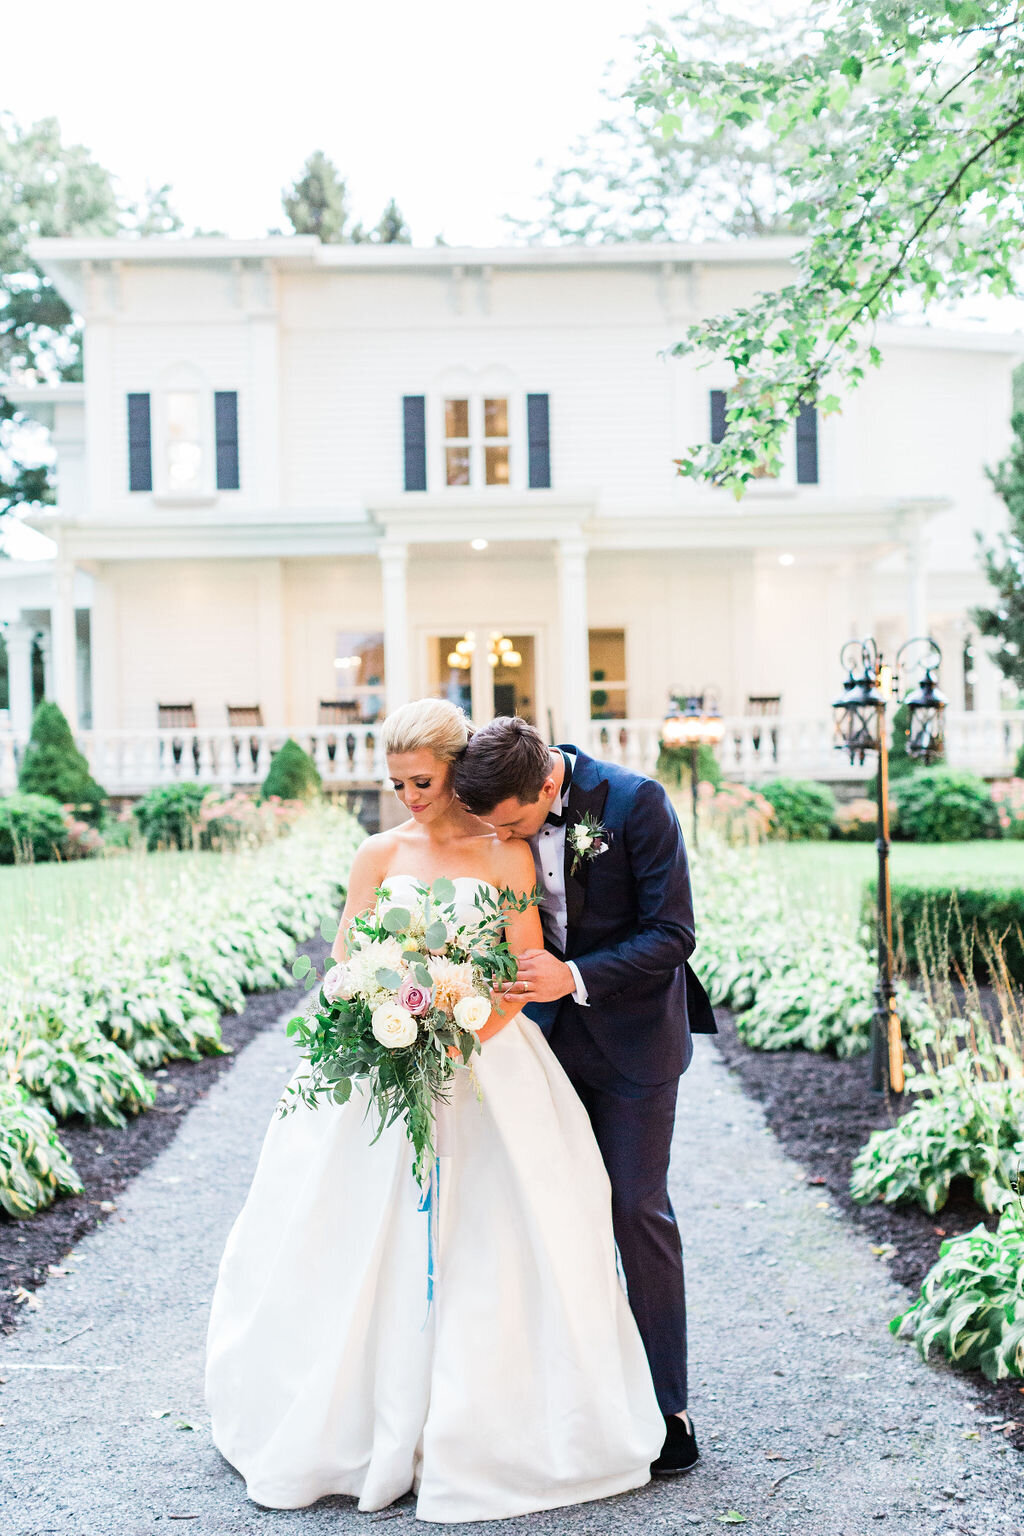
[454,716,551,814]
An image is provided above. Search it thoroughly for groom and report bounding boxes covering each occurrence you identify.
[454,717,716,1476]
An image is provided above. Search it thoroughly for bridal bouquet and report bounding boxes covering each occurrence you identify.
[281,878,537,1183]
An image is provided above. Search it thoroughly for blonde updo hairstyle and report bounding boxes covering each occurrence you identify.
[381,698,473,765]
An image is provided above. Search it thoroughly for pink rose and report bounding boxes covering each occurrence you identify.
[398,976,433,1016]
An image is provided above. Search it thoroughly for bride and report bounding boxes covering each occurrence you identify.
[205,698,664,1523]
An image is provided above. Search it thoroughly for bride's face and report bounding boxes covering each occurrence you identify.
[387,749,454,824]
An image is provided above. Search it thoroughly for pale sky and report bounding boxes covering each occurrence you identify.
[1,0,661,245]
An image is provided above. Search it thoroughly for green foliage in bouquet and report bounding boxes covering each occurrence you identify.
[891,1201,1024,1382]
[284,877,539,1182]
[133,782,210,851]
[0,791,68,864]
[892,769,1000,843]
[759,778,836,841]
[18,701,107,827]
[0,1080,81,1218]
[261,739,321,803]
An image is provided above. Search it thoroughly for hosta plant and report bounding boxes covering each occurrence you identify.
[0,1079,81,1217]
[891,1201,1024,1382]
[3,1011,155,1127]
[850,1069,1024,1214]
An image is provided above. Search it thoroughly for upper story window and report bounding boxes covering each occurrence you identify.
[709,388,819,487]
[126,384,240,496]
[402,383,550,493]
[443,396,510,487]
[167,391,203,493]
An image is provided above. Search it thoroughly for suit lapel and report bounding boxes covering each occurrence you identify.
[561,749,610,951]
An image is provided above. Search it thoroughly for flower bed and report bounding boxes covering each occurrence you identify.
[0,809,363,1217]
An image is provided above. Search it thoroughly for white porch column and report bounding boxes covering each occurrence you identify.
[50,557,79,726]
[906,508,928,641]
[379,541,411,715]
[6,622,35,735]
[556,535,590,744]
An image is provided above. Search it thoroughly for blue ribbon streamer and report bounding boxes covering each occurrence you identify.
[418,1160,439,1323]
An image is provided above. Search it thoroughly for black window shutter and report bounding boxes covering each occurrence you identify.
[403,396,427,491]
[709,389,727,445]
[127,393,152,492]
[214,391,240,490]
[526,393,551,489]
[796,403,819,484]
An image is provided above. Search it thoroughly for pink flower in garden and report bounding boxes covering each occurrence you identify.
[398,976,433,1016]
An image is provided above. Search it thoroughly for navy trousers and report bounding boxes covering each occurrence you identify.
[547,1011,687,1416]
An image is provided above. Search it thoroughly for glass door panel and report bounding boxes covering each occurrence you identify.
[490,632,536,725]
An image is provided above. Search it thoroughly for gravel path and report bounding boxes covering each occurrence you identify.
[2,1022,1022,1536]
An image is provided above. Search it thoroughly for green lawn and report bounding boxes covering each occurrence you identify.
[0,849,224,966]
[752,840,1023,921]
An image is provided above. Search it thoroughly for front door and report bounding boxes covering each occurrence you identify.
[425,631,539,725]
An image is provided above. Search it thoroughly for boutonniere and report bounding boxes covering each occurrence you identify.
[568,812,612,876]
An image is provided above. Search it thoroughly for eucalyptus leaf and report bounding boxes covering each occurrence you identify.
[319,916,339,944]
[291,955,312,979]
[431,877,456,904]
[376,967,403,989]
[332,1079,353,1105]
[424,921,448,950]
[382,907,411,935]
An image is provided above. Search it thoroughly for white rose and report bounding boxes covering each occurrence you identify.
[574,828,593,850]
[322,964,353,1003]
[371,1000,419,1049]
[453,995,491,1033]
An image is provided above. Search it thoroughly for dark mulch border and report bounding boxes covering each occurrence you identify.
[713,1010,1024,1449]
[0,936,329,1334]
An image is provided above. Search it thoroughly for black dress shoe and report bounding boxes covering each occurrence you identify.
[651,1412,699,1476]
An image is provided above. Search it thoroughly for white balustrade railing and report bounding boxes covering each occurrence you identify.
[0,725,386,797]
[0,711,1021,798]
[587,710,1024,784]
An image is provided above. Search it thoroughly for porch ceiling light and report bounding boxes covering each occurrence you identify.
[471,538,488,551]
[779,552,795,566]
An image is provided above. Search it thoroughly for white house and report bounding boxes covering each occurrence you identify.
[2,235,1022,796]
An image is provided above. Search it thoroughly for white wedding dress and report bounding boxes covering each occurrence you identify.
[206,876,663,1524]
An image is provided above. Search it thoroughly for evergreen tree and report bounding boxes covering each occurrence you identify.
[282,151,350,243]
[18,700,107,825]
[281,152,412,244]
[973,406,1024,695]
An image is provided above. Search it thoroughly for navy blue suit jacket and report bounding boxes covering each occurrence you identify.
[529,747,716,1086]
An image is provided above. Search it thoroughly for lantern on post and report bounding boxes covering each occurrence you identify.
[831,636,946,1097]
[898,639,947,764]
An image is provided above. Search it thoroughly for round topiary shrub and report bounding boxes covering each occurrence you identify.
[133,782,210,851]
[0,792,69,864]
[261,739,321,802]
[759,778,836,840]
[892,769,1000,842]
[18,701,107,826]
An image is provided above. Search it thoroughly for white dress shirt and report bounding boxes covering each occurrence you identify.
[527,753,589,1006]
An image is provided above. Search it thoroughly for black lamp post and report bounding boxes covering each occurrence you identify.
[662,692,724,851]
[832,637,947,1094]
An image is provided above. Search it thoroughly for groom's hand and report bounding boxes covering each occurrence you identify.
[504,949,577,1004]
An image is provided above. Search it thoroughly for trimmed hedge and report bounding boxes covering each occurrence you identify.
[0,791,68,864]
[869,879,1024,984]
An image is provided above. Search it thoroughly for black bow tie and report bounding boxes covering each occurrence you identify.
[544,809,566,828]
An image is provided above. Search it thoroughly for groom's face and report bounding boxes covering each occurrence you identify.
[477,774,558,841]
